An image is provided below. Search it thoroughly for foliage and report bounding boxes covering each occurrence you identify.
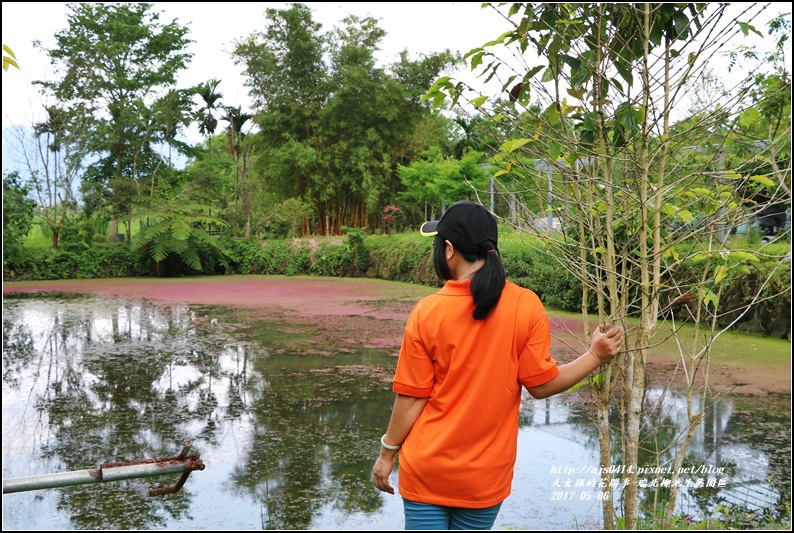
[130,196,228,275]
[231,3,460,235]
[633,502,792,530]
[421,3,791,529]
[34,2,194,231]
[309,241,353,277]
[7,103,91,249]
[264,198,314,238]
[3,171,37,274]
[193,78,224,157]
[397,147,490,212]
[381,204,404,234]
[344,226,369,276]
[363,232,436,285]
[5,227,789,337]
[3,43,19,71]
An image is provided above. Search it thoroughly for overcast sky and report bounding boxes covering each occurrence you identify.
[2,2,790,148]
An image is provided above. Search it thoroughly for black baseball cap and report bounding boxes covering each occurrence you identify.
[420,200,498,255]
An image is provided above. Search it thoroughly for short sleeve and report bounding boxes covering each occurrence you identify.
[517,293,559,388]
[392,304,435,397]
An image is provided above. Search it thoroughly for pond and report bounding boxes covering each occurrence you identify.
[2,284,790,530]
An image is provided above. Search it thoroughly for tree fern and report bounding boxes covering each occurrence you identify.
[131,199,228,273]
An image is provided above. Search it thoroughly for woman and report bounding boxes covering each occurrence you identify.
[371,200,623,530]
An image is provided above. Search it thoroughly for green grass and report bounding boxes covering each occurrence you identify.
[23,216,52,248]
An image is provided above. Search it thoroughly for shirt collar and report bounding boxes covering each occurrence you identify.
[438,279,472,296]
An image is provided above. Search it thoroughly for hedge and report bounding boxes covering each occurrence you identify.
[4,231,790,338]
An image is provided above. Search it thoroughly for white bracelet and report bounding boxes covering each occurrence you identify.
[380,434,401,451]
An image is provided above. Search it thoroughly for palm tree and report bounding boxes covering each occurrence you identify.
[32,106,71,248]
[194,79,223,159]
[224,106,254,238]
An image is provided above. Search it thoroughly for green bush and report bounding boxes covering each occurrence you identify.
[221,238,262,274]
[256,240,293,274]
[365,233,436,285]
[310,241,353,277]
[97,243,150,277]
[6,227,789,338]
[286,245,312,276]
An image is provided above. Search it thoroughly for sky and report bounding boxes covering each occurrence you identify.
[2,2,513,146]
[2,2,791,151]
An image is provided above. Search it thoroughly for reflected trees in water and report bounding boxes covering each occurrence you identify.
[2,293,789,529]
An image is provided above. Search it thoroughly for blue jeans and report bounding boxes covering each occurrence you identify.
[403,498,502,530]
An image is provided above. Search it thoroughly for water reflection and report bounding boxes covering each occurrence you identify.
[2,294,790,530]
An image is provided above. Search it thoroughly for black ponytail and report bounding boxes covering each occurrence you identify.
[470,248,505,320]
[432,235,505,320]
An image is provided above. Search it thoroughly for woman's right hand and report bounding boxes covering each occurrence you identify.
[590,324,624,364]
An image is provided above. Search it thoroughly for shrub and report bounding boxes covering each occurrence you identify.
[310,241,353,277]
[6,227,789,338]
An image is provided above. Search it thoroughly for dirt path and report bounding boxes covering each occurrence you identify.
[4,275,790,396]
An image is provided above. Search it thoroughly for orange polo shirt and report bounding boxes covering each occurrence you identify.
[392,280,559,508]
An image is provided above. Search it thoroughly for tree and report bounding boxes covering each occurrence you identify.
[130,191,228,276]
[224,106,255,238]
[3,171,37,274]
[151,88,195,166]
[194,79,224,159]
[233,3,459,236]
[7,104,90,249]
[424,3,791,529]
[397,146,489,217]
[35,2,193,239]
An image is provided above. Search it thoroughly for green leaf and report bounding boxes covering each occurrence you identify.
[615,63,633,87]
[663,247,680,262]
[566,380,589,394]
[548,142,560,160]
[730,251,761,262]
[673,10,690,40]
[3,55,19,72]
[714,264,728,284]
[702,288,719,308]
[526,65,544,79]
[500,138,532,153]
[677,209,695,224]
[737,21,763,38]
[749,175,775,187]
[432,91,447,109]
[170,219,192,240]
[739,107,761,127]
[3,44,19,71]
[544,102,560,126]
[469,95,488,109]
[463,47,484,61]
[541,67,554,83]
[484,31,512,47]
